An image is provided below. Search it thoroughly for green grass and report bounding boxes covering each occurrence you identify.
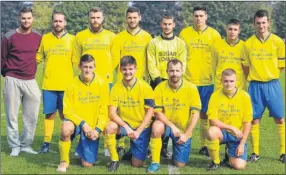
[1,66,285,174]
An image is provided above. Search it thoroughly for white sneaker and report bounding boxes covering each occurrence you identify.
[74,152,79,157]
[10,147,20,156]
[20,146,38,154]
[56,161,68,172]
[104,148,110,157]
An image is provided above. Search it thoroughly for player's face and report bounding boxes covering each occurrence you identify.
[193,10,207,27]
[161,18,175,35]
[226,24,240,40]
[19,12,33,30]
[167,63,183,84]
[222,74,236,91]
[79,61,95,81]
[120,64,136,82]
[126,12,141,29]
[89,12,104,29]
[52,14,66,33]
[254,16,269,34]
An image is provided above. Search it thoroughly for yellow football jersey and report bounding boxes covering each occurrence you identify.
[242,33,285,82]
[73,28,116,83]
[36,32,76,91]
[154,80,201,132]
[207,88,253,134]
[111,29,152,82]
[63,75,109,131]
[147,35,187,80]
[213,39,247,90]
[179,26,221,86]
[109,78,154,129]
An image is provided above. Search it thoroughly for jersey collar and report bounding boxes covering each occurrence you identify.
[255,33,271,43]
[167,79,183,92]
[225,38,240,47]
[89,27,104,34]
[222,87,238,99]
[52,30,67,39]
[193,25,208,34]
[126,28,141,36]
[122,78,137,90]
[160,34,175,40]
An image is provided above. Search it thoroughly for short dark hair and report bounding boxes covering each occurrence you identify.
[227,19,240,26]
[167,59,183,70]
[120,56,137,67]
[52,11,66,21]
[126,6,140,16]
[254,9,269,21]
[19,6,33,15]
[221,68,236,77]
[193,6,207,14]
[80,54,95,66]
[89,7,104,16]
[161,14,176,23]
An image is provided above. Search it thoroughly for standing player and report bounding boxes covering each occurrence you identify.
[179,6,221,156]
[56,54,109,172]
[206,69,252,170]
[105,56,154,172]
[147,59,201,173]
[1,7,41,156]
[73,7,116,156]
[147,14,187,159]
[111,6,152,156]
[73,7,115,89]
[242,9,285,163]
[112,6,152,83]
[37,11,76,154]
[212,19,247,91]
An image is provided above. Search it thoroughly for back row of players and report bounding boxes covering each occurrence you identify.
[1,5,285,173]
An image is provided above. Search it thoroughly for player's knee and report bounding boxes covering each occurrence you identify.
[60,121,74,140]
[81,160,93,167]
[207,126,219,140]
[274,118,284,124]
[131,158,143,167]
[151,120,164,137]
[105,121,118,134]
[175,161,186,168]
[230,158,246,170]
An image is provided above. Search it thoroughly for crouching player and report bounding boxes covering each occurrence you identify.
[105,56,154,172]
[56,54,109,172]
[206,68,252,170]
[147,59,201,173]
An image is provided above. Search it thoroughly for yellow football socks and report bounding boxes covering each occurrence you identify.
[44,119,54,142]
[251,123,260,155]
[150,138,162,164]
[106,134,119,161]
[59,140,71,165]
[207,139,220,164]
[277,123,285,154]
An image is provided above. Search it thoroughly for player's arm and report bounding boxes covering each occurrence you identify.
[155,110,180,136]
[211,45,218,73]
[241,44,250,79]
[277,37,285,73]
[36,36,45,65]
[147,40,161,83]
[178,40,187,74]
[70,37,80,75]
[1,37,9,77]
[111,36,121,72]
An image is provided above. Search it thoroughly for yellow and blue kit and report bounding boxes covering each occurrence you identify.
[111,29,152,82]
[153,80,201,163]
[179,26,221,86]
[147,35,187,81]
[207,88,252,161]
[212,39,247,90]
[73,28,116,84]
[108,78,154,161]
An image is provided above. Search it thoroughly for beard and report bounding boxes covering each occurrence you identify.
[170,76,181,84]
[54,26,64,33]
[21,23,32,31]
[128,23,139,29]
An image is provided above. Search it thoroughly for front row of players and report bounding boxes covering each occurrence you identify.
[57,54,252,173]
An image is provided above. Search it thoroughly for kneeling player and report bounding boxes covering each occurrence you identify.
[56,54,109,172]
[147,59,201,173]
[206,68,252,170]
[105,56,154,172]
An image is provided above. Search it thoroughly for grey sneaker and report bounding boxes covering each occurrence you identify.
[10,147,21,156]
[248,153,260,162]
[20,146,38,154]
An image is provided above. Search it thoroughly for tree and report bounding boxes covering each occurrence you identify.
[1,1,27,36]
[272,1,286,39]
[132,1,184,36]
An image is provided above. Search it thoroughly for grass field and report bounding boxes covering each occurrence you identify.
[1,65,285,174]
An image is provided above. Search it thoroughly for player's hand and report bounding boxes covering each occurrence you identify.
[82,123,93,138]
[125,126,135,139]
[236,143,244,157]
[133,129,142,140]
[171,126,181,137]
[232,127,243,139]
[176,133,188,145]
[90,130,100,140]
